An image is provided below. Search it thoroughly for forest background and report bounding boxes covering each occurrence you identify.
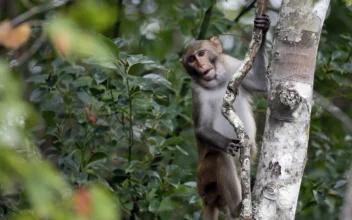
[0,0,351,219]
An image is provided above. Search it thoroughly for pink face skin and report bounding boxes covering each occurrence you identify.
[187,49,216,81]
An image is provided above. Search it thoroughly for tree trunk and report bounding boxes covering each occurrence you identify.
[252,0,330,219]
[340,170,352,220]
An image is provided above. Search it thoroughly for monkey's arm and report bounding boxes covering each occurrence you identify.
[241,15,270,92]
[192,98,240,157]
[241,37,268,92]
[195,126,240,156]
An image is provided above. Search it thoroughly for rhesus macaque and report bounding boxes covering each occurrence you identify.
[181,15,270,220]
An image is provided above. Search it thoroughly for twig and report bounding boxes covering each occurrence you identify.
[197,0,214,40]
[10,21,46,68]
[225,0,256,30]
[234,0,256,22]
[221,0,267,219]
[11,0,70,26]
[314,92,352,133]
[21,0,35,9]
[112,0,124,38]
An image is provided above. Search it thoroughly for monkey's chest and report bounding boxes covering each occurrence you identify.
[206,89,237,139]
[212,106,236,139]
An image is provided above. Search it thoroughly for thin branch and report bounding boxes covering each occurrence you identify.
[112,0,124,38]
[21,0,35,9]
[234,0,256,22]
[314,92,352,133]
[197,0,214,40]
[221,0,267,219]
[10,21,46,68]
[11,0,70,26]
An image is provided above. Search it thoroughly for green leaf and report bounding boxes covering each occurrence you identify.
[134,98,153,109]
[90,185,119,220]
[42,111,56,127]
[127,55,168,71]
[59,155,80,172]
[77,91,103,108]
[147,170,161,182]
[334,180,347,188]
[125,160,141,173]
[87,152,108,166]
[331,51,347,61]
[137,200,149,212]
[139,59,168,71]
[165,53,179,61]
[60,65,86,74]
[96,33,120,57]
[159,119,174,133]
[30,88,47,103]
[313,190,325,204]
[111,169,128,184]
[175,145,189,156]
[93,70,108,84]
[143,74,172,88]
[60,74,74,85]
[83,57,119,70]
[127,54,144,66]
[162,137,183,147]
[199,0,212,9]
[26,74,48,83]
[158,197,173,212]
[148,199,160,213]
[184,181,197,188]
[73,172,88,185]
[73,76,93,87]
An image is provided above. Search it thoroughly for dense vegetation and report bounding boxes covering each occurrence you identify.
[0,0,351,219]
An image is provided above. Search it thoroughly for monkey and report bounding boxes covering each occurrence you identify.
[181,15,270,220]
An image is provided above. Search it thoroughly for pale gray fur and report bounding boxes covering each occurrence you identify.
[192,53,265,145]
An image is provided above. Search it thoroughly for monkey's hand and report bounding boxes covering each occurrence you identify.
[254,14,270,34]
[224,139,242,156]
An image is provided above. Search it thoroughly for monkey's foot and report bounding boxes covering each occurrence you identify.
[225,140,242,156]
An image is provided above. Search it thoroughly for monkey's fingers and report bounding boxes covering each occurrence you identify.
[225,142,242,156]
[254,16,271,27]
[254,19,270,24]
[254,19,270,31]
[254,20,270,27]
[225,148,237,156]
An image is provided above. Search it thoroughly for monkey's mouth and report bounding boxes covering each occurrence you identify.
[203,68,213,76]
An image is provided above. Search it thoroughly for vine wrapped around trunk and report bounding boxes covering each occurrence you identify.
[221,0,267,219]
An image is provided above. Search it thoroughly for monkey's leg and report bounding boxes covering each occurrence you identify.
[219,158,242,219]
[203,204,218,220]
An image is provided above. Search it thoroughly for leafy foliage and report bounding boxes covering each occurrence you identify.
[0,0,351,219]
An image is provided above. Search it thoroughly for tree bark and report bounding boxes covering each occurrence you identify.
[340,170,352,220]
[252,0,330,219]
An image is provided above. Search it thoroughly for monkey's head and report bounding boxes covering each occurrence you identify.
[181,37,225,88]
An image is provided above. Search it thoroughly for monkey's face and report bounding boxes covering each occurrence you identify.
[181,41,219,82]
[186,49,217,81]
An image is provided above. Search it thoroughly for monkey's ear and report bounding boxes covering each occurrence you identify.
[210,37,223,54]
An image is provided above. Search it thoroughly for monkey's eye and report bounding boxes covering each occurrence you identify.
[188,56,196,63]
[198,50,205,56]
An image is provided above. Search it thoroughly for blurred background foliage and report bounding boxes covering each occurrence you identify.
[0,0,351,219]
